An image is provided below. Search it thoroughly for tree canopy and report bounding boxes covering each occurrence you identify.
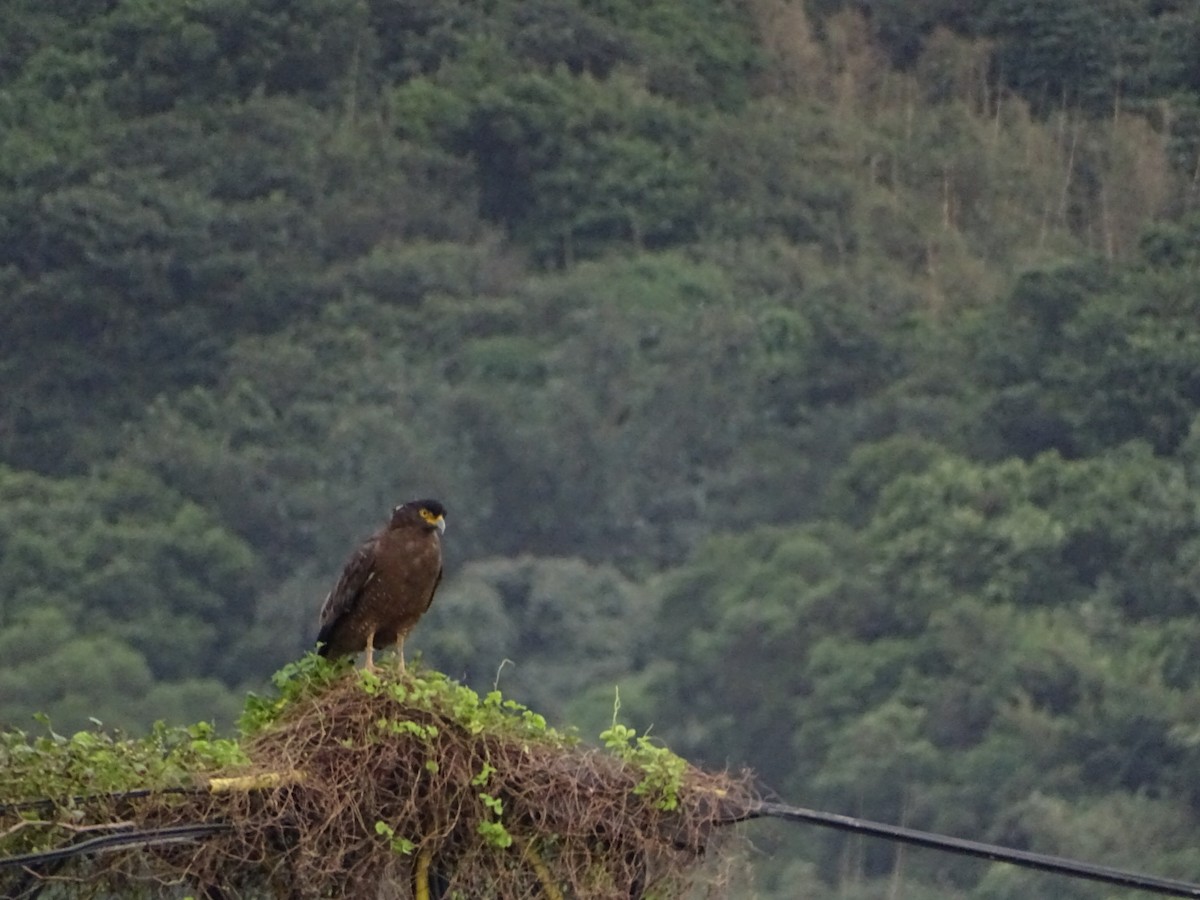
[2,1,1200,896]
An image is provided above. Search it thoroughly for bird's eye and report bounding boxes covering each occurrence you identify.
[420,508,435,522]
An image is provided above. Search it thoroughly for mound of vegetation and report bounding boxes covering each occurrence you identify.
[0,656,754,898]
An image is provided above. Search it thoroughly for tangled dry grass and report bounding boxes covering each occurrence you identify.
[2,660,757,899]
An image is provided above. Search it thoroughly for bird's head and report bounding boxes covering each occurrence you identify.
[392,499,447,535]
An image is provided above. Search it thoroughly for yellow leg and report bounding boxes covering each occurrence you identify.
[364,631,376,670]
[395,635,406,675]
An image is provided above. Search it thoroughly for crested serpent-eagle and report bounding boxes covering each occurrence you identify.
[316,499,446,671]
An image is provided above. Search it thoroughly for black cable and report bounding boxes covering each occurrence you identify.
[747,801,1200,898]
[6,793,1200,897]
[0,823,230,869]
[0,786,193,815]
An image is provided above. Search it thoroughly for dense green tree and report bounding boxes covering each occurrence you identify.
[585,0,761,108]
[982,0,1123,114]
[973,255,1200,457]
[640,438,1200,893]
[0,464,262,683]
[643,522,879,788]
[702,100,855,252]
[458,69,709,263]
[96,0,371,113]
[810,0,1200,127]
[0,607,243,732]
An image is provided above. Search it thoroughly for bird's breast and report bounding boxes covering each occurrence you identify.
[375,529,441,589]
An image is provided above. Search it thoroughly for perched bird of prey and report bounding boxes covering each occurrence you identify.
[317,499,446,671]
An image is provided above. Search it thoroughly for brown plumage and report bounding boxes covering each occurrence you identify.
[316,499,446,671]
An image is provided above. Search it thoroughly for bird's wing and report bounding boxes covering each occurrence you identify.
[423,563,444,613]
[317,535,380,636]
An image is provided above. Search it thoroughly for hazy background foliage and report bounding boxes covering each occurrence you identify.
[2,0,1200,896]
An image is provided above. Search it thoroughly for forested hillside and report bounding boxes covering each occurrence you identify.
[2,1,1200,897]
